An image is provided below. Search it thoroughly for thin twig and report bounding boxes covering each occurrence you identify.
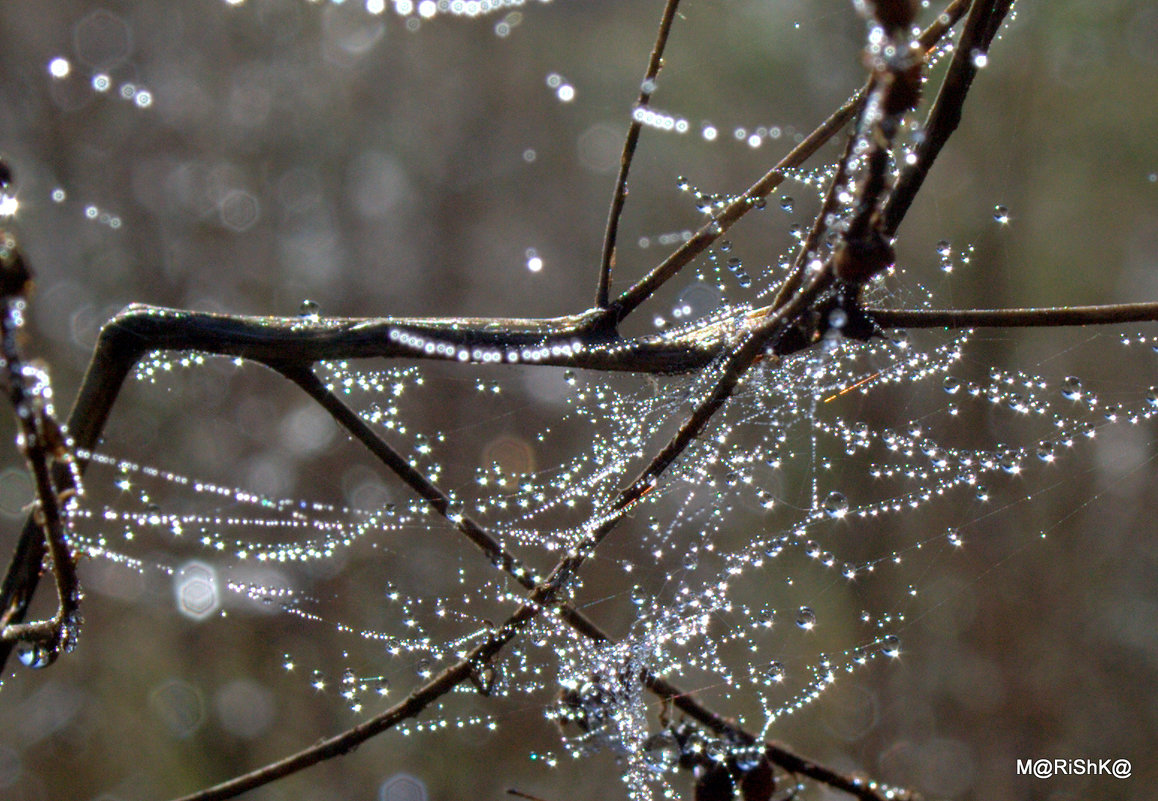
[596,0,682,309]
[604,0,973,326]
[871,302,1158,329]
[0,228,82,667]
[882,0,1014,237]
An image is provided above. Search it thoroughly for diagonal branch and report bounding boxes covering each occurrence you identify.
[882,0,1015,237]
[596,0,683,309]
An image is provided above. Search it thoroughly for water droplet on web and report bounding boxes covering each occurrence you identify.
[975,485,989,501]
[299,299,320,317]
[446,503,465,524]
[822,491,849,518]
[1147,388,1158,408]
[642,732,679,773]
[804,540,821,559]
[718,239,732,252]
[706,740,728,762]
[936,240,952,258]
[16,640,54,670]
[1036,442,1055,463]
[475,664,498,696]
[880,634,901,657]
[942,376,960,394]
[993,204,1009,224]
[779,195,794,213]
[765,661,785,683]
[796,606,816,630]
[631,585,648,607]
[341,668,356,686]
[415,657,432,677]
[1061,375,1082,400]
[733,746,763,771]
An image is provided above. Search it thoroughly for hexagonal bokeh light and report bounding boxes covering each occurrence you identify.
[174,561,219,621]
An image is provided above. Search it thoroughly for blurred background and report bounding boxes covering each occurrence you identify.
[0,1,1156,799]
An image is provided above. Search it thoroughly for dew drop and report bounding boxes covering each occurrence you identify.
[779,195,794,213]
[795,606,816,630]
[733,746,764,771]
[935,240,952,257]
[16,640,54,670]
[1036,442,1055,463]
[642,732,679,773]
[822,491,849,518]
[475,664,498,696]
[993,204,1009,224]
[880,634,901,657]
[942,376,960,394]
[299,299,320,317]
[630,585,648,607]
[1147,388,1158,408]
[765,661,785,682]
[1061,375,1082,400]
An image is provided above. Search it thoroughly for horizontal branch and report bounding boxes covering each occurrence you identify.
[95,304,722,374]
[871,302,1158,329]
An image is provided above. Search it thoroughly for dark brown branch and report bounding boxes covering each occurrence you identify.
[870,302,1158,329]
[596,0,682,310]
[882,0,1014,237]
[0,231,82,669]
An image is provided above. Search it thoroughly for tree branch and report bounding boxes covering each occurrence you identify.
[870,301,1158,329]
[596,0,682,310]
